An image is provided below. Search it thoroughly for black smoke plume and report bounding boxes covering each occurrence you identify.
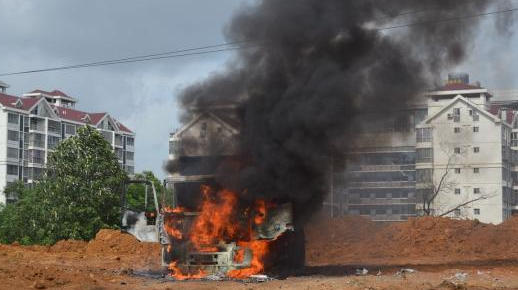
[176,0,509,219]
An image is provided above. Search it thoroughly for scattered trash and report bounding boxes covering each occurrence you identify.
[396,268,416,276]
[355,268,368,276]
[249,274,270,282]
[454,272,468,281]
[205,274,224,281]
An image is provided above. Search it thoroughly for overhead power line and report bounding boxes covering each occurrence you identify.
[1,5,517,76]
[0,42,253,76]
[369,0,504,22]
[377,6,518,30]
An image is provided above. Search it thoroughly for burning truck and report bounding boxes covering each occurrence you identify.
[121,106,305,279]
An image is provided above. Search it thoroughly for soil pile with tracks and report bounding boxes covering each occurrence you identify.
[86,229,160,256]
[306,215,518,266]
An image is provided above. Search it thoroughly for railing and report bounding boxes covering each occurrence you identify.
[47,120,61,135]
[29,156,44,164]
[29,121,45,131]
[347,198,418,205]
[114,135,123,147]
[29,140,45,148]
[347,181,416,188]
[347,164,415,172]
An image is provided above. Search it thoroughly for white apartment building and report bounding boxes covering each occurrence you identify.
[0,85,135,205]
[416,80,514,224]
[327,73,518,224]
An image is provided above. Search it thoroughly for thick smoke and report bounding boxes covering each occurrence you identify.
[177,0,508,219]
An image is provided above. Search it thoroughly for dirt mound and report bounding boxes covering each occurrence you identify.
[49,239,88,253]
[306,215,518,266]
[86,229,160,257]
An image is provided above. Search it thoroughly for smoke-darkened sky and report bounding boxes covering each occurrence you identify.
[0,0,517,179]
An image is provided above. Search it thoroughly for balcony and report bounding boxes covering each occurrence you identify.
[29,119,45,132]
[347,181,416,188]
[114,135,123,147]
[28,133,45,148]
[347,164,415,172]
[47,120,61,135]
[28,157,45,165]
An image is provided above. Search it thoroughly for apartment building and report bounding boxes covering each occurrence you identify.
[326,107,426,221]
[416,81,514,224]
[327,73,518,224]
[167,106,239,209]
[0,85,135,205]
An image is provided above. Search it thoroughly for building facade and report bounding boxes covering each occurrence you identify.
[328,73,518,224]
[0,86,135,205]
[167,106,239,209]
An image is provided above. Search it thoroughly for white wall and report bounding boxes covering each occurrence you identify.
[429,98,506,224]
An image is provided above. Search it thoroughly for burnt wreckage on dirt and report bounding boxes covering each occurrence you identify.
[121,106,305,279]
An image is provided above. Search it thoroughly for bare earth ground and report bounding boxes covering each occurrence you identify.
[4,216,518,289]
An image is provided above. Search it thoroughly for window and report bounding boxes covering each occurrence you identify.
[375,192,386,199]
[416,128,432,142]
[474,188,480,194]
[201,122,207,130]
[454,148,461,154]
[126,137,134,146]
[454,209,461,217]
[65,124,76,135]
[474,168,480,174]
[474,208,480,215]
[7,130,19,141]
[473,113,479,121]
[47,136,61,150]
[376,209,386,215]
[417,169,433,183]
[455,168,461,174]
[473,126,479,132]
[455,188,461,195]
[474,147,480,153]
[126,151,134,161]
[453,108,460,115]
[47,120,61,134]
[7,165,18,175]
[7,147,18,159]
[454,127,461,133]
[469,110,473,116]
[416,148,433,163]
[8,113,18,124]
[125,166,134,175]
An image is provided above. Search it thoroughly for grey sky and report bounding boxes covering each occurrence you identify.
[0,0,517,179]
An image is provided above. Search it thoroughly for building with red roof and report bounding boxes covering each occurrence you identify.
[0,84,134,204]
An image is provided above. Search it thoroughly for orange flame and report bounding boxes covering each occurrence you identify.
[163,206,187,239]
[169,261,206,280]
[163,185,275,279]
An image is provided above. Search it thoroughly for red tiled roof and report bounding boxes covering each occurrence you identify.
[438,83,482,91]
[54,106,133,133]
[116,121,134,133]
[0,92,132,134]
[49,90,74,99]
[0,92,41,110]
[21,97,41,110]
[28,89,51,95]
[489,105,514,124]
[53,106,93,123]
[90,112,107,124]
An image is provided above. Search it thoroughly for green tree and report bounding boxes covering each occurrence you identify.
[125,171,176,211]
[0,126,127,244]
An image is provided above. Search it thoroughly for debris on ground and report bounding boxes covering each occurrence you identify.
[355,268,368,275]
